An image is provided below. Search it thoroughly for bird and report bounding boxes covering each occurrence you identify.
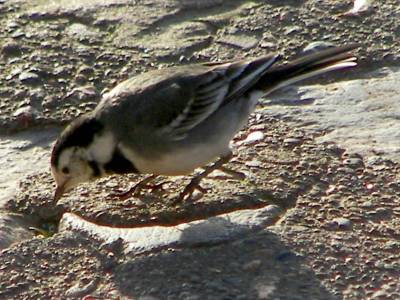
[51,44,358,202]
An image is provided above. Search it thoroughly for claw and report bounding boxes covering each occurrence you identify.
[173,152,234,204]
[112,174,161,199]
[175,180,208,202]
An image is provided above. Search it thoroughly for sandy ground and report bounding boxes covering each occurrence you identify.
[0,0,399,299]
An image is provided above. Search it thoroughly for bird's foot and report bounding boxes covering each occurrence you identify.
[112,175,164,200]
[174,175,209,203]
[173,152,234,204]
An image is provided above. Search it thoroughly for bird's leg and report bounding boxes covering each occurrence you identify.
[176,152,234,202]
[133,174,162,193]
[217,166,246,180]
[115,174,162,199]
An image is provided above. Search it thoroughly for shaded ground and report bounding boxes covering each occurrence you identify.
[0,0,399,299]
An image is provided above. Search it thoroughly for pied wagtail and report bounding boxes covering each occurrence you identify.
[51,45,357,202]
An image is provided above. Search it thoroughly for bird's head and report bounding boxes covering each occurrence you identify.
[51,146,100,201]
[51,115,105,201]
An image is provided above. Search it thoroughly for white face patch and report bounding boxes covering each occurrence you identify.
[52,130,116,194]
[87,131,116,164]
[58,148,77,173]
[54,147,92,191]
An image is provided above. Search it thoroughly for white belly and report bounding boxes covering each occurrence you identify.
[119,142,230,175]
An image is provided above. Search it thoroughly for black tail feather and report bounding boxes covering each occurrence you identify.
[255,44,359,93]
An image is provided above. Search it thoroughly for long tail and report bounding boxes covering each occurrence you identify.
[254,44,358,94]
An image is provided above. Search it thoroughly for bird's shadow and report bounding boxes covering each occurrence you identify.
[108,222,339,300]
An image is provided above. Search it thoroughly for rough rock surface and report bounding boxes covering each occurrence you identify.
[264,67,400,163]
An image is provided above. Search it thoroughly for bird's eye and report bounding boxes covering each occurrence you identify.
[61,167,70,174]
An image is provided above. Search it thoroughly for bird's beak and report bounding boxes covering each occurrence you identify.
[54,182,66,202]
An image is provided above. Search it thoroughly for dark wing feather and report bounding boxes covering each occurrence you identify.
[163,54,279,140]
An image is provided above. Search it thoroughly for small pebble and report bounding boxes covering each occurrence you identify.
[1,41,22,56]
[245,159,263,168]
[53,66,70,77]
[242,131,264,145]
[19,71,41,85]
[343,157,364,169]
[283,138,301,146]
[326,185,336,195]
[303,41,335,53]
[365,183,374,190]
[328,217,352,230]
[284,26,302,35]
[342,0,373,16]
[77,65,94,76]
